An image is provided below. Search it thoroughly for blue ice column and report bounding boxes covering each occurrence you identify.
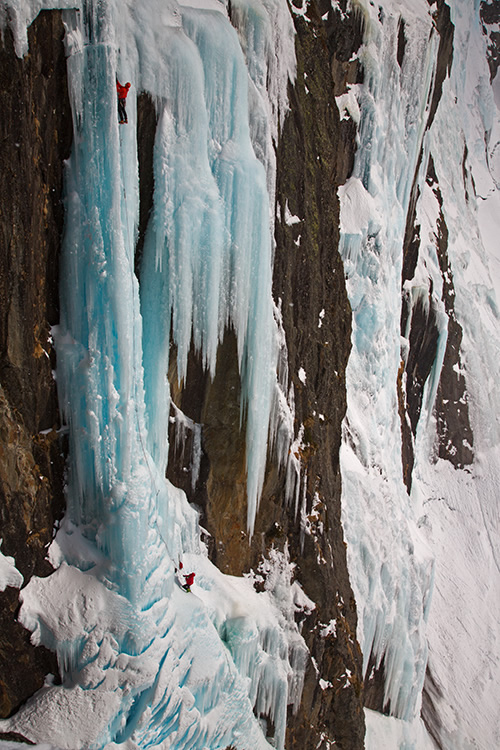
[55,2,169,608]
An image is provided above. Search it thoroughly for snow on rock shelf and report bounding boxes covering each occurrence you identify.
[0,541,23,592]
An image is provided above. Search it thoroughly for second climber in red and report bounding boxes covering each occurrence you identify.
[116,79,131,124]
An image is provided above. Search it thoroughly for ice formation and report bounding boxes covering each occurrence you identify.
[411,1,500,747]
[0,0,304,748]
[340,0,500,747]
[0,0,499,747]
[339,0,438,720]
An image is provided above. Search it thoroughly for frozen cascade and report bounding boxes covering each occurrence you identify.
[229,0,296,210]
[340,0,500,745]
[0,0,306,748]
[338,0,439,721]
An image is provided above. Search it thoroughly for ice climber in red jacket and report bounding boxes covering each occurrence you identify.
[116,79,131,124]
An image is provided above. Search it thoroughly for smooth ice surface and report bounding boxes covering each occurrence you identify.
[364,708,435,750]
[0,0,302,748]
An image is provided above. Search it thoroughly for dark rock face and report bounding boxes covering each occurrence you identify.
[400,152,473,495]
[0,9,71,719]
[480,0,500,81]
[421,662,445,750]
[362,654,387,715]
[274,6,363,746]
[135,93,157,275]
[427,161,474,468]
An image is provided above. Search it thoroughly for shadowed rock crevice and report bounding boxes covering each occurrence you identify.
[422,662,445,750]
[429,159,474,467]
[400,156,473,483]
[363,654,387,714]
[135,92,157,275]
[166,330,250,572]
[404,291,440,439]
[397,17,406,68]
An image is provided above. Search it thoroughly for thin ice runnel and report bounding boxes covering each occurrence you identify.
[270,299,302,513]
[170,403,202,492]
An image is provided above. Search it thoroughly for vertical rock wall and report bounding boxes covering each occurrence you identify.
[0,10,72,719]
[274,4,364,748]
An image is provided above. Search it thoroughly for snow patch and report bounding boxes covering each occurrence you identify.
[0,540,23,591]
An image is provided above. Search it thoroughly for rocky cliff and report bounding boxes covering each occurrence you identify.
[165,3,365,746]
[0,9,71,718]
[0,3,365,745]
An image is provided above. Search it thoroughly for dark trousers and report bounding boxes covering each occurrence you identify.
[118,97,127,123]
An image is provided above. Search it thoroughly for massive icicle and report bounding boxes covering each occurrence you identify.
[139,2,279,531]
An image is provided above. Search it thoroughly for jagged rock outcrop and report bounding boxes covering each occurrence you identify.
[273,4,364,748]
[0,9,71,719]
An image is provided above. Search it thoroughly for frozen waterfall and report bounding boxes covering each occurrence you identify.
[0,1,304,748]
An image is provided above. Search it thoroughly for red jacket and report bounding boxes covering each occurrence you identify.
[184,572,195,587]
[116,81,131,100]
